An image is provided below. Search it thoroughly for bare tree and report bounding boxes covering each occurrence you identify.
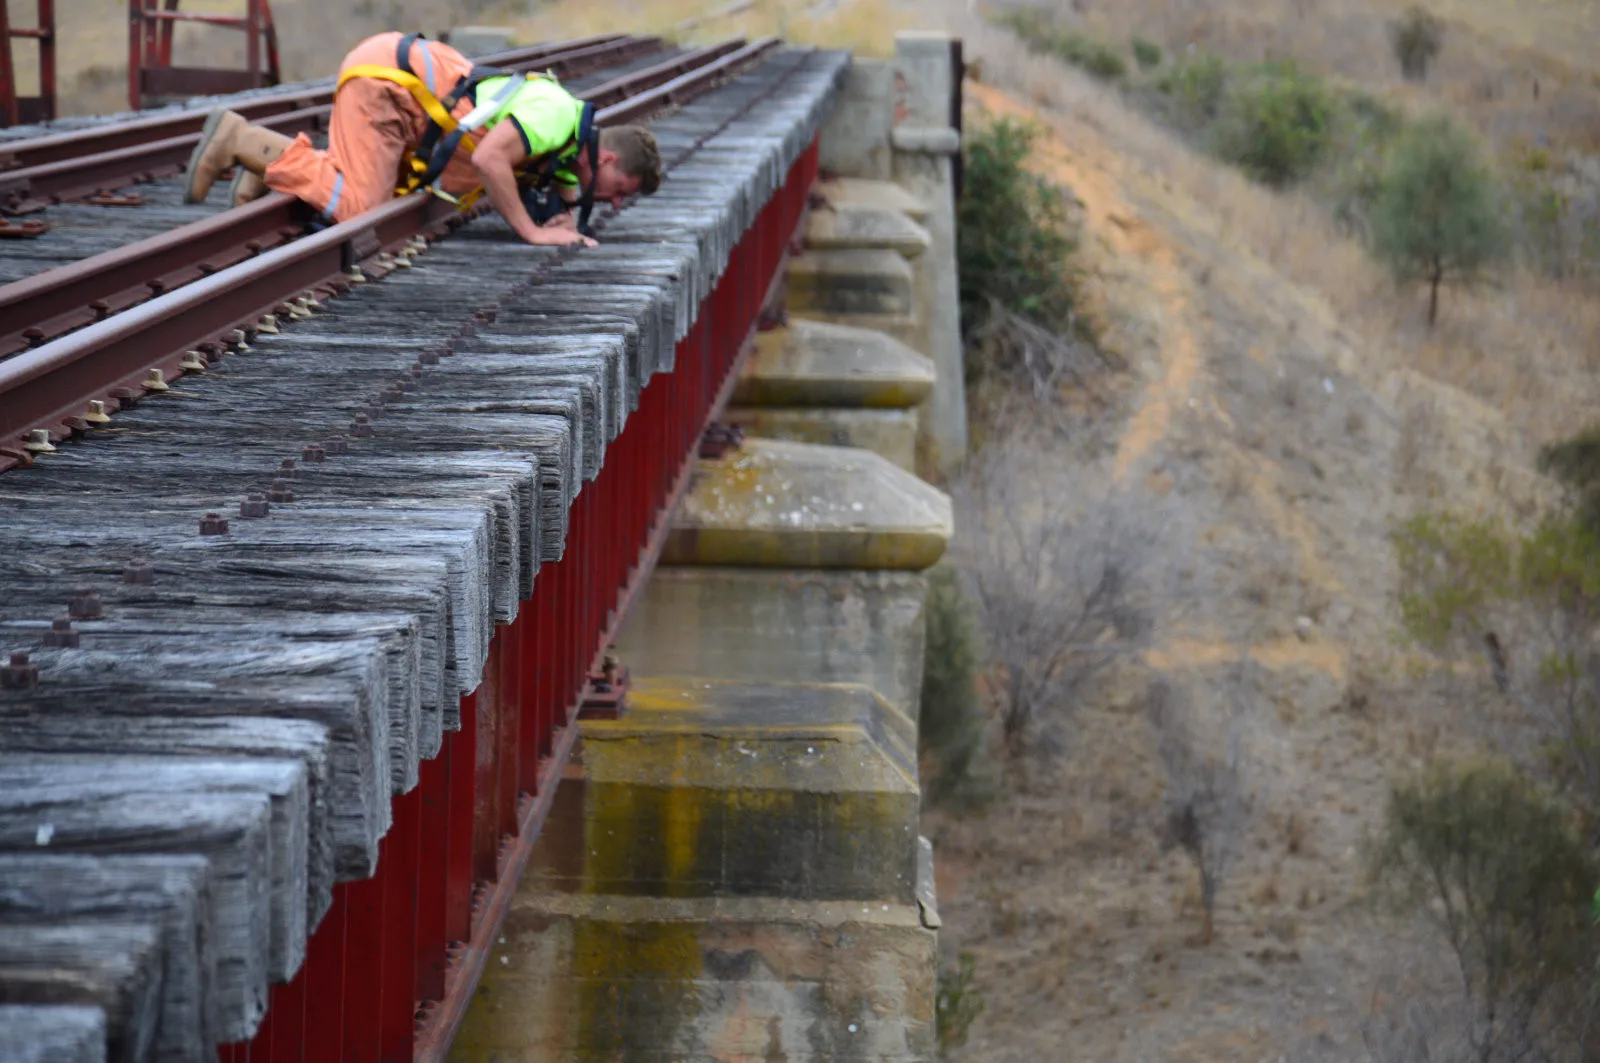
[1147,669,1251,946]
[951,430,1162,754]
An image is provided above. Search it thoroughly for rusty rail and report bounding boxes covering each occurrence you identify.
[0,33,653,213]
[0,33,686,360]
[0,37,781,471]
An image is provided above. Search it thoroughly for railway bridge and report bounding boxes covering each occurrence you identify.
[0,27,965,1063]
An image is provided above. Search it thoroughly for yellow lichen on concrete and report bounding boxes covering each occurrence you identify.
[733,319,936,409]
[661,439,952,570]
[725,406,919,471]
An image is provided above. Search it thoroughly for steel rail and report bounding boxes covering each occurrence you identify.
[0,37,781,470]
[0,35,664,214]
[0,35,687,360]
[0,33,622,171]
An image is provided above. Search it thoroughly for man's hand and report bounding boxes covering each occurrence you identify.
[545,212,577,231]
[527,226,595,248]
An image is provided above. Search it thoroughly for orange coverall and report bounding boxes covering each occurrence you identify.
[264,33,484,222]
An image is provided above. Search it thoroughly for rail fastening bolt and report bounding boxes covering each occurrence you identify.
[143,368,169,392]
[43,617,80,649]
[351,414,373,438]
[83,400,111,426]
[279,458,297,480]
[240,493,270,519]
[267,478,295,504]
[123,558,155,585]
[199,512,229,536]
[1,652,38,691]
[22,429,55,454]
[68,588,103,620]
[323,434,349,455]
[302,443,326,463]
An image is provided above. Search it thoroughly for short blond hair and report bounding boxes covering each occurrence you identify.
[601,125,662,195]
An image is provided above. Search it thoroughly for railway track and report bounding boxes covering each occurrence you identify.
[0,35,782,470]
[0,42,845,1062]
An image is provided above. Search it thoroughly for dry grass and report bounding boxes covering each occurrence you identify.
[502,0,921,57]
[939,5,1600,447]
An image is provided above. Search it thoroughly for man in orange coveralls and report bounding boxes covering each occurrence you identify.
[183,31,662,248]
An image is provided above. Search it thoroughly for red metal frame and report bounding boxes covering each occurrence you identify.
[0,0,54,128]
[218,136,821,1063]
[128,0,281,111]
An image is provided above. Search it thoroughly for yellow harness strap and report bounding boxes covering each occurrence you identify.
[335,63,481,195]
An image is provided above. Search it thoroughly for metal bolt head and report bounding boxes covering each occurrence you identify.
[83,400,112,426]
[302,443,326,463]
[419,350,441,366]
[278,458,297,480]
[0,651,37,691]
[396,376,416,393]
[22,429,55,453]
[143,368,170,392]
[351,414,373,438]
[43,616,80,649]
[240,493,270,518]
[68,588,103,620]
[323,434,349,456]
[199,512,229,536]
[267,478,295,504]
[123,558,155,585]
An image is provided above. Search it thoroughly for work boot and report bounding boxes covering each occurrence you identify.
[184,109,290,204]
[228,168,270,207]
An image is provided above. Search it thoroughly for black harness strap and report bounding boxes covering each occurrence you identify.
[574,102,600,237]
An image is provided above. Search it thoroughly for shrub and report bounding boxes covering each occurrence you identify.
[997,10,1126,81]
[919,565,992,805]
[956,117,1080,371]
[1157,51,1229,125]
[1369,759,1596,1060]
[1131,36,1163,72]
[1210,61,1336,187]
[935,953,985,1053]
[1370,114,1506,325]
[1391,5,1445,82]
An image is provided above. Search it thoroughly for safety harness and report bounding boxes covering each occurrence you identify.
[334,32,601,231]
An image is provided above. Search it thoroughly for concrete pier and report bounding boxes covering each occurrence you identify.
[453,31,967,1062]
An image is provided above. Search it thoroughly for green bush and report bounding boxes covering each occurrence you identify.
[936,952,986,1054]
[1391,5,1445,82]
[1131,36,1163,71]
[1157,52,1229,125]
[920,565,992,805]
[997,10,1126,81]
[1370,114,1506,325]
[1210,61,1335,186]
[956,117,1080,344]
[1369,760,1596,1058]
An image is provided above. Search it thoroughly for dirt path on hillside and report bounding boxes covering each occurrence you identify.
[931,80,1514,1063]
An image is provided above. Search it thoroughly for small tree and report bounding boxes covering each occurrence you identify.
[1368,759,1597,1061]
[952,432,1156,754]
[1210,61,1335,187]
[1148,675,1250,946]
[1371,114,1507,326]
[956,117,1082,384]
[1391,6,1446,82]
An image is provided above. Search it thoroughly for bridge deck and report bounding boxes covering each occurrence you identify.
[0,45,846,1063]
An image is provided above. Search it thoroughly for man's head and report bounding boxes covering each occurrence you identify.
[579,125,662,207]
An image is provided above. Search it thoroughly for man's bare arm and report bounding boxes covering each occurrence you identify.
[471,122,592,247]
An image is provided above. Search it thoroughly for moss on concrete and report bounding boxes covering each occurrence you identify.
[661,439,951,570]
